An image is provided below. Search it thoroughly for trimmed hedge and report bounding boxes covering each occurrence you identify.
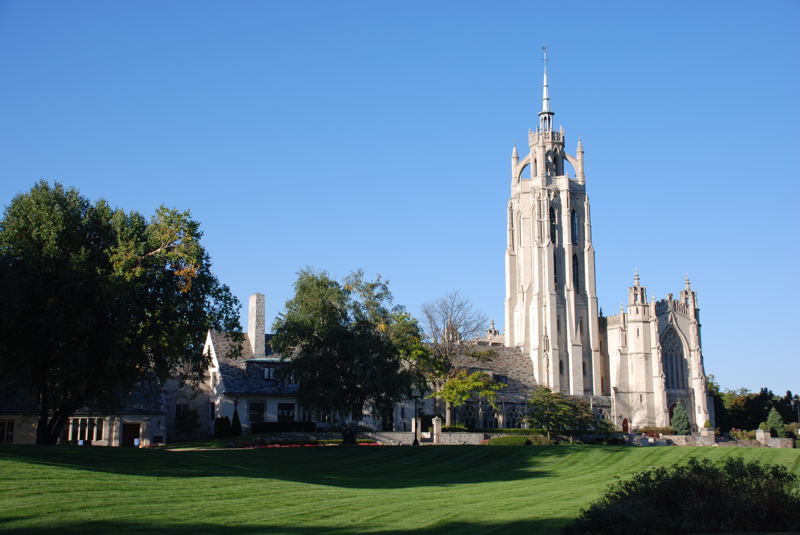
[442,425,469,432]
[488,434,552,446]
[476,428,549,435]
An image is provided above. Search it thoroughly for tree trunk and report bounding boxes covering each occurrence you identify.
[445,401,452,426]
[341,423,358,446]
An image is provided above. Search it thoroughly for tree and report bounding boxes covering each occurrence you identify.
[527,387,599,437]
[0,181,240,443]
[764,407,788,438]
[421,291,488,366]
[429,369,506,427]
[270,269,425,443]
[420,291,489,424]
[671,403,691,435]
[231,405,243,437]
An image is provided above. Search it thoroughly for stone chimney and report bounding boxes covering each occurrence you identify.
[248,293,266,357]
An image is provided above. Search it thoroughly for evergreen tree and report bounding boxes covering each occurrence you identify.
[671,403,691,435]
[765,407,788,438]
[231,406,242,437]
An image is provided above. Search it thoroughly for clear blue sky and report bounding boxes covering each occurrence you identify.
[1,1,797,394]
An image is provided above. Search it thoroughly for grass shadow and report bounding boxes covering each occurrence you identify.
[0,517,574,535]
[0,444,557,489]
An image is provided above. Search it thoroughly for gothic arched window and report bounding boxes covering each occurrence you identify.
[549,206,557,244]
[572,254,580,292]
[661,328,688,390]
[553,250,558,285]
[571,209,579,245]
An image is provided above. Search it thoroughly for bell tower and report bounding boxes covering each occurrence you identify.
[504,48,604,395]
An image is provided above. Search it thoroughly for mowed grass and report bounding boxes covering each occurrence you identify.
[1,445,798,534]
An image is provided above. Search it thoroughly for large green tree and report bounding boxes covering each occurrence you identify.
[270,269,428,442]
[527,387,600,437]
[430,369,506,426]
[0,181,240,443]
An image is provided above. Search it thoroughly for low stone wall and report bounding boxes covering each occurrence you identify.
[662,434,716,446]
[437,432,485,445]
[755,429,794,448]
[365,431,415,445]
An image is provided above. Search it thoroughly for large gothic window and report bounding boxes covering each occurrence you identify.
[549,206,557,244]
[571,209,579,245]
[661,328,688,390]
[572,254,580,292]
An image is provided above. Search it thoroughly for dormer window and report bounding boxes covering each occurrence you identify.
[264,367,275,380]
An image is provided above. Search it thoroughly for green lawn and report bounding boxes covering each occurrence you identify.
[1,445,798,534]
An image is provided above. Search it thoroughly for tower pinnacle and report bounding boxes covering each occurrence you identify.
[538,46,554,132]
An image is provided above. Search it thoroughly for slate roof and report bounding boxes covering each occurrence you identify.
[450,344,536,402]
[209,330,298,397]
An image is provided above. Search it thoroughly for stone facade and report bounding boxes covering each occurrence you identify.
[503,51,710,432]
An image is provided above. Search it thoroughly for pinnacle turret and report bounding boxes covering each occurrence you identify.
[538,46,554,132]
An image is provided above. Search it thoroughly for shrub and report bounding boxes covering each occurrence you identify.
[477,428,548,435]
[564,457,800,534]
[214,416,232,438]
[442,424,469,432]
[488,434,551,446]
[729,428,756,441]
[670,404,691,435]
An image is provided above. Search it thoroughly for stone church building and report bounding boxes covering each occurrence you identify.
[502,51,711,432]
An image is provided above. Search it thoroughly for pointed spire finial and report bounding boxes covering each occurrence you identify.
[541,46,550,114]
[684,273,691,290]
[634,268,640,286]
[512,144,519,159]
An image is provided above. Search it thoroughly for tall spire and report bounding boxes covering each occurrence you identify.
[541,46,550,113]
[538,46,554,132]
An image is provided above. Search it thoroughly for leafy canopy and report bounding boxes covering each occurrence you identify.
[0,181,240,443]
[527,387,601,436]
[430,369,506,410]
[270,269,428,435]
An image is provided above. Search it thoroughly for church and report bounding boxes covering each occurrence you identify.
[502,50,711,432]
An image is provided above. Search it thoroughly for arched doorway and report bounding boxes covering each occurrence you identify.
[622,418,629,433]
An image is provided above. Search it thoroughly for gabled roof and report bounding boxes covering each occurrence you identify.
[208,329,297,397]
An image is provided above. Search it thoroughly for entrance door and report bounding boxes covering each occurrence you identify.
[622,418,629,434]
[121,423,140,447]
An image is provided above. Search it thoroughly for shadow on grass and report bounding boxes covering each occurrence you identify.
[0,517,573,535]
[0,444,566,489]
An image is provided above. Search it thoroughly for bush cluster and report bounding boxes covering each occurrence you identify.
[441,424,469,432]
[729,428,756,441]
[564,457,800,534]
[488,434,552,446]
